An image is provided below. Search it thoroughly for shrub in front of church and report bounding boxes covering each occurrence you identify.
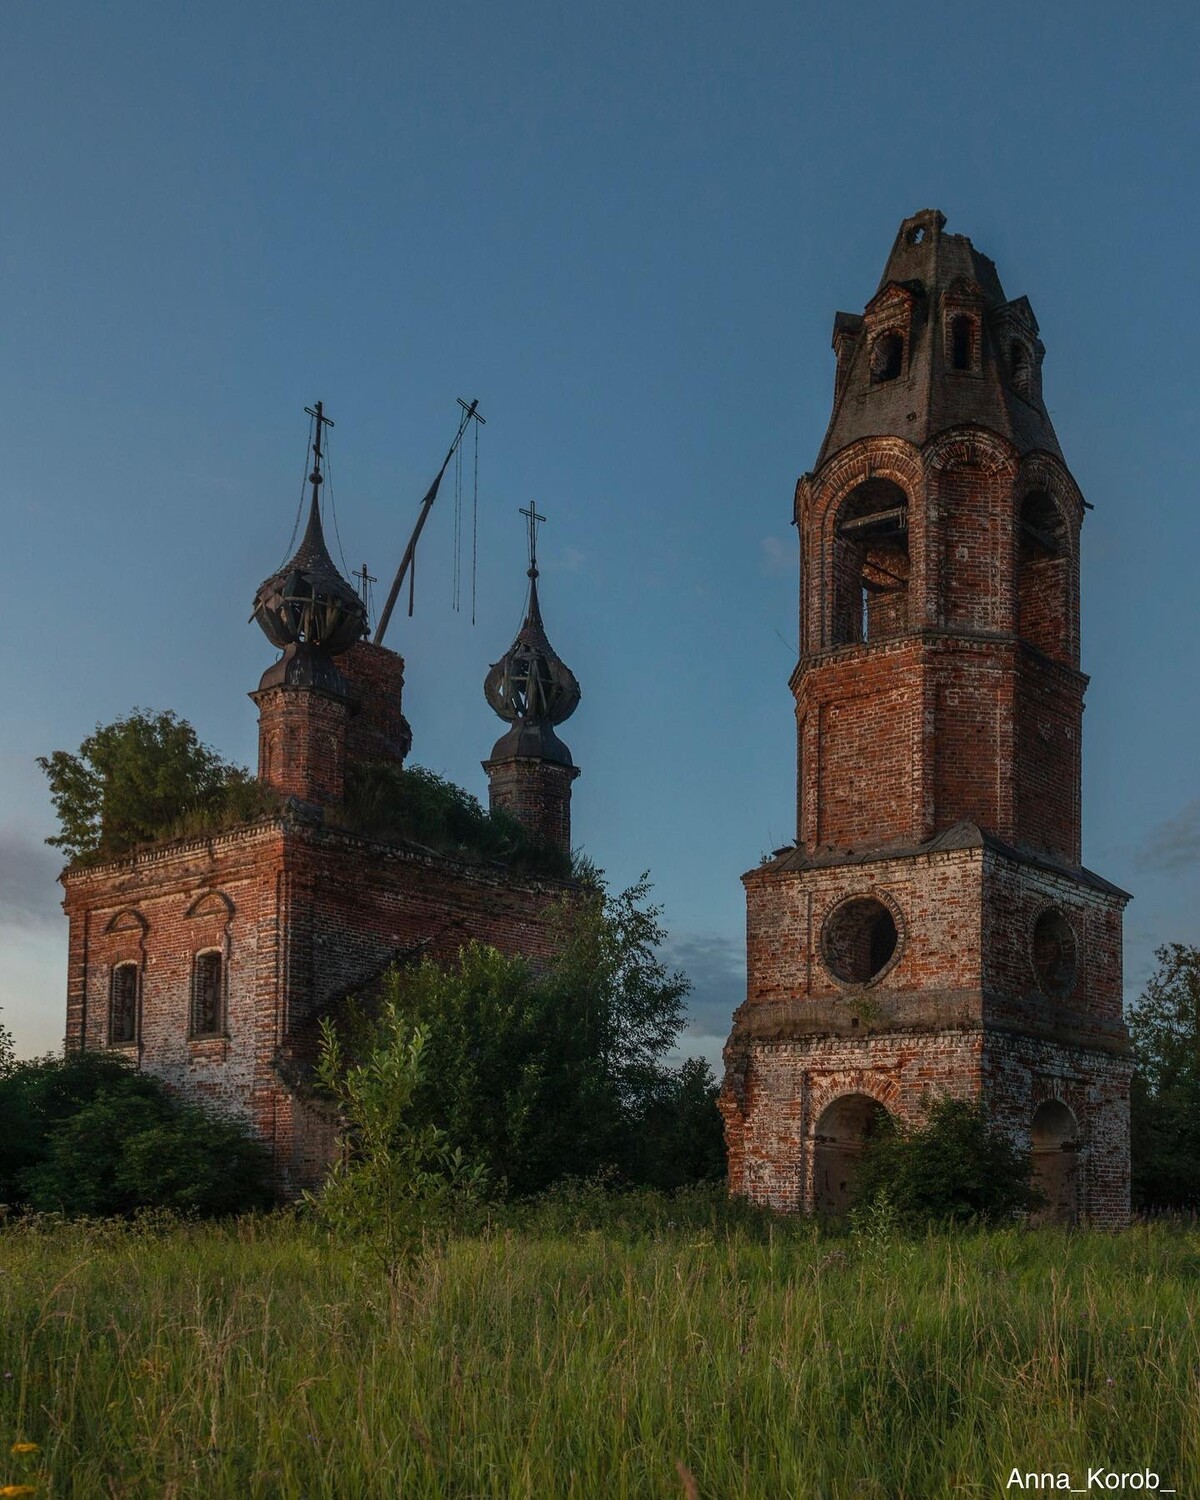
[337,875,724,1197]
[0,1051,272,1217]
[851,1097,1040,1229]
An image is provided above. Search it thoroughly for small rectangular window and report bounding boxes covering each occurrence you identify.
[191,952,223,1036]
[110,963,138,1044]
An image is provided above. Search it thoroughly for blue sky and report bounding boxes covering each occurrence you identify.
[4,1,1199,1066]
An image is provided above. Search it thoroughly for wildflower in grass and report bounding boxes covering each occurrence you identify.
[0,1486,37,1496]
[8,1446,37,1456]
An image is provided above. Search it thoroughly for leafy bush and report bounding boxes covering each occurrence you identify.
[0,1051,272,1217]
[307,1014,486,1283]
[1129,943,1200,1210]
[852,1097,1039,1229]
[340,761,578,879]
[337,875,724,1197]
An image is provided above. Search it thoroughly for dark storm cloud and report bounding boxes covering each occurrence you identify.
[1134,800,1200,874]
[0,833,65,928]
[662,932,745,1039]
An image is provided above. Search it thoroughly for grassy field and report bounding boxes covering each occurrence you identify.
[1,1197,1197,1498]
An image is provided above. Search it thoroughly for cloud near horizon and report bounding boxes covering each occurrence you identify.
[0,832,66,930]
[661,930,744,1042]
[1134,800,1200,875]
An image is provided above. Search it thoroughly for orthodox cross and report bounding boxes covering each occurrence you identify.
[520,502,546,578]
[354,562,376,609]
[304,400,334,492]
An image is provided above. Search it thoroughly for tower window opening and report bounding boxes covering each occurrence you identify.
[110,962,138,1045]
[950,315,975,371]
[1031,908,1078,997]
[870,331,904,383]
[191,951,224,1037]
[1018,490,1070,659]
[823,896,900,985]
[833,479,910,646]
[1010,339,1032,396]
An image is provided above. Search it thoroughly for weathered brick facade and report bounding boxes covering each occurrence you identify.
[721,209,1131,1225]
[61,424,581,1197]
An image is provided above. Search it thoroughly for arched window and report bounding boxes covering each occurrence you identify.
[191,951,223,1037]
[1010,339,1032,397]
[833,479,910,646]
[1030,1100,1081,1226]
[950,314,975,371]
[1017,490,1070,659]
[813,1094,892,1216]
[870,331,904,383]
[110,962,139,1045]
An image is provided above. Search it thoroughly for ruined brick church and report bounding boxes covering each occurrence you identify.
[720,209,1131,1226]
[61,408,582,1193]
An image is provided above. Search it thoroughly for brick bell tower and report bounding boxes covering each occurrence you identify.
[720,210,1131,1226]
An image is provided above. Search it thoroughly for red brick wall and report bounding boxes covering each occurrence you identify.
[483,757,579,856]
[253,686,350,804]
[340,641,411,767]
[62,816,577,1196]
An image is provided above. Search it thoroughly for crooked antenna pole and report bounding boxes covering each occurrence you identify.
[374,397,485,646]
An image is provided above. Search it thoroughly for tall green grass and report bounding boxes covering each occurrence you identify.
[1,1206,1197,1497]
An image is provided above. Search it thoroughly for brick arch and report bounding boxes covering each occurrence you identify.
[923,425,1018,478]
[105,908,148,935]
[808,439,924,651]
[807,1070,905,1133]
[810,437,925,540]
[1014,453,1080,664]
[186,889,235,920]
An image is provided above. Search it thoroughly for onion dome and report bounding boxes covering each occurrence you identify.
[484,569,580,768]
[251,402,368,656]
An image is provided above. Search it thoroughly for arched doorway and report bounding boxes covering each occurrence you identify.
[1031,1100,1081,1225]
[812,1093,890,1216]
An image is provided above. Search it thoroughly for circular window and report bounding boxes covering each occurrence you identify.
[822,896,900,985]
[1031,908,1077,997]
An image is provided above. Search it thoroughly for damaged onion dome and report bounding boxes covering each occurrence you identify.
[252,499,367,655]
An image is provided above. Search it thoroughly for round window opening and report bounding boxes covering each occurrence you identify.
[823,897,899,985]
[1032,908,1077,997]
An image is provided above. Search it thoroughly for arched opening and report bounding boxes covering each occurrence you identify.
[109,962,139,1045]
[813,1094,891,1216]
[191,950,224,1037]
[822,896,899,984]
[1031,907,1078,997]
[1030,1100,1080,1225]
[832,479,910,646]
[870,331,904,383]
[950,314,975,371]
[1010,340,1032,397]
[1017,490,1070,659]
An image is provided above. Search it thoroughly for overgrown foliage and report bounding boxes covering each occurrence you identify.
[340,761,579,879]
[37,709,276,863]
[307,1015,485,1284]
[852,1096,1039,1228]
[340,875,724,1197]
[0,1051,272,1217]
[1129,943,1200,1209]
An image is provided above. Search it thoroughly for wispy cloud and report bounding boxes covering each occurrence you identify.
[662,931,744,1040]
[1134,800,1200,874]
[760,536,792,577]
[0,833,65,929]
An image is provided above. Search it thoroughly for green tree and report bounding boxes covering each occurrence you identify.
[0,1051,271,1216]
[360,874,719,1196]
[1128,943,1200,1209]
[853,1097,1039,1229]
[37,708,263,862]
[308,1014,485,1286]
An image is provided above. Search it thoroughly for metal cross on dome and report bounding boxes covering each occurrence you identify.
[520,502,546,577]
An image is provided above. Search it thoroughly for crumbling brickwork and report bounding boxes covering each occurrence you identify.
[722,209,1131,1225]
